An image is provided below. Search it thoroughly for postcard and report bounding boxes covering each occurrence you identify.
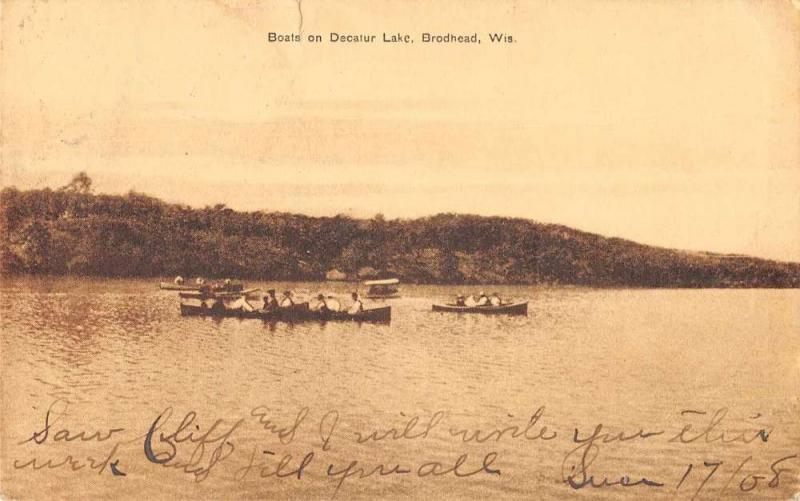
[1,1,799,499]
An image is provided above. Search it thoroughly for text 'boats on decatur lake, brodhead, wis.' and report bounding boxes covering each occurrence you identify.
[267,32,503,44]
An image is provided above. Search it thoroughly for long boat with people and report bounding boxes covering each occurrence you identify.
[432,292,528,316]
[179,302,392,323]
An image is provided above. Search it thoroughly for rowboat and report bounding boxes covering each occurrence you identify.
[179,302,391,323]
[364,278,400,299]
[161,282,244,292]
[431,301,528,316]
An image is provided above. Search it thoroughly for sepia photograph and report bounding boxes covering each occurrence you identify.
[1,0,799,499]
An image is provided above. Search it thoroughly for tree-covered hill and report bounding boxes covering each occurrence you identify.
[2,176,799,287]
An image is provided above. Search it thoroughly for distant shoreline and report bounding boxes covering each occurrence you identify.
[3,272,800,291]
[2,181,799,289]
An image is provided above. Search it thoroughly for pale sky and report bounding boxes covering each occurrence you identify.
[1,0,799,261]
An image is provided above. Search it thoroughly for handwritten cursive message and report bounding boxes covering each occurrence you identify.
[12,400,798,498]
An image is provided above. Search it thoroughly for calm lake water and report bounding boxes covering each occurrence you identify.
[1,277,799,500]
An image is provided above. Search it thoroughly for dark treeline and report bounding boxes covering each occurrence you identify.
[2,174,799,287]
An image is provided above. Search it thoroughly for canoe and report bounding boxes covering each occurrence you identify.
[432,301,528,316]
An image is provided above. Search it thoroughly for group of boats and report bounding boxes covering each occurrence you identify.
[161,277,529,324]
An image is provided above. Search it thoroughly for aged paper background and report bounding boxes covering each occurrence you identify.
[1,1,800,500]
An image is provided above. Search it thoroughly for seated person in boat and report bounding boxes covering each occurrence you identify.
[348,292,364,314]
[455,295,466,306]
[475,291,490,306]
[280,290,295,307]
[312,294,331,313]
[262,289,279,311]
[230,295,255,312]
[174,275,184,285]
[209,299,225,313]
[490,293,502,306]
